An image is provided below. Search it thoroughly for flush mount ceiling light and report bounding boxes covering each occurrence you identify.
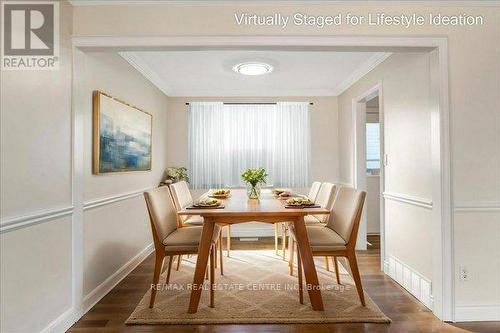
[232,62,274,76]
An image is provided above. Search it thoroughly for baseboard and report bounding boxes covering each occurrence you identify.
[384,256,433,310]
[455,304,500,322]
[82,243,154,313]
[39,307,80,333]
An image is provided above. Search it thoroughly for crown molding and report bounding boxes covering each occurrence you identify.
[68,0,500,7]
[120,50,391,97]
[333,52,392,96]
[119,52,172,96]
[120,50,336,96]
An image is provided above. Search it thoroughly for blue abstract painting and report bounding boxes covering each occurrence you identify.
[93,91,152,174]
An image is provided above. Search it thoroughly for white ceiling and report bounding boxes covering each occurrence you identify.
[120,50,391,97]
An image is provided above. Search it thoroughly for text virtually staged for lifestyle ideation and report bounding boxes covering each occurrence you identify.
[234,12,485,29]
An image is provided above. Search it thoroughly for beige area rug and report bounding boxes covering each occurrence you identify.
[126,250,391,325]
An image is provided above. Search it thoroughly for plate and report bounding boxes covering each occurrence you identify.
[193,198,221,207]
[285,197,314,206]
[209,189,230,198]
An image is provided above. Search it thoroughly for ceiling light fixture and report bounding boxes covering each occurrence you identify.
[232,62,274,76]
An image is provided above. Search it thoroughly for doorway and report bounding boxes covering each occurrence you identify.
[352,84,384,254]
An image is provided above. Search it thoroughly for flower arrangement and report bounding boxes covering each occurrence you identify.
[163,167,189,184]
[241,167,268,199]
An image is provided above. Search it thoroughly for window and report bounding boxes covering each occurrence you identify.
[188,102,311,189]
[366,122,380,175]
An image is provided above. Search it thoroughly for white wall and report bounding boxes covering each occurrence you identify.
[81,52,169,298]
[338,53,434,285]
[0,28,170,332]
[0,2,74,332]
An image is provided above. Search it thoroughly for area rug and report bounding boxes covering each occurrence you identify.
[126,250,391,325]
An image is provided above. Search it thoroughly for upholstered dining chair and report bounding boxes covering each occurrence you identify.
[274,181,322,257]
[144,186,222,309]
[282,183,337,266]
[305,182,337,226]
[289,187,367,306]
[307,181,322,202]
[303,182,338,271]
[170,181,231,270]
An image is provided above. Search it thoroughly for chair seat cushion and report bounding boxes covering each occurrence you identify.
[184,215,204,225]
[289,225,346,252]
[162,225,220,252]
[306,226,346,252]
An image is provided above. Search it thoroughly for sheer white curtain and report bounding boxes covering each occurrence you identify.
[188,101,310,189]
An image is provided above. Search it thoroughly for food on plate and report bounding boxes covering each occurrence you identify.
[194,198,221,207]
[211,188,230,196]
[285,197,314,206]
[272,188,288,195]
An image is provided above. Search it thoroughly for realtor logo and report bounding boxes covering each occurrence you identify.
[1,1,59,70]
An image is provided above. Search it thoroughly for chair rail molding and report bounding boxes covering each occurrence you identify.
[83,187,156,210]
[382,191,433,210]
[0,206,74,234]
[454,201,500,212]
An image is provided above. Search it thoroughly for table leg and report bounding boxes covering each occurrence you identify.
[188,219,215,313]
[293,216,324,311]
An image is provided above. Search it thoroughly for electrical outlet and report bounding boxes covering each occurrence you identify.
[459,267,469,281]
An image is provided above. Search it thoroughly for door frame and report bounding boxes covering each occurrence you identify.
[352,83,384,254]
[71,35,453,321]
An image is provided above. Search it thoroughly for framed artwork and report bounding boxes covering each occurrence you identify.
[92,90,152,174]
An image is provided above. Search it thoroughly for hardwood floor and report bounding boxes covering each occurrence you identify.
[69,235,498,333]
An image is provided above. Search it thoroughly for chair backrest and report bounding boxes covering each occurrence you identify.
[169,181,193,222]
[307,181,322,202]
[144,186,178,248]
[313,182,337,223]
[326,187,366,246]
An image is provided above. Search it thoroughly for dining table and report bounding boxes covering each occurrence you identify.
[177,188,330,313]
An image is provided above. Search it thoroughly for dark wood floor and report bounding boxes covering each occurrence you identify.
[69,236,499,333]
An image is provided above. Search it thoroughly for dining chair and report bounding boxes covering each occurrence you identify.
[308,182,337,225]
[305,182,338,271]
[283,183,337,266]
[170,181,231,269]
[274,181,323,256]
[144,186,222,308]
[289,187,367,306]
[307,181,322,202]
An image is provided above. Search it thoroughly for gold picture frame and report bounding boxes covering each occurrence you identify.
[92,90,153,174]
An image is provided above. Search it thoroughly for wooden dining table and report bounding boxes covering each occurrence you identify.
[177,189,330,313]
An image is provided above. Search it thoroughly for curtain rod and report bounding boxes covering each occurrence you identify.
[185,102,314,106]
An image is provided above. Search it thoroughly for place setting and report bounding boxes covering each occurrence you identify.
[186,197,225,209]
